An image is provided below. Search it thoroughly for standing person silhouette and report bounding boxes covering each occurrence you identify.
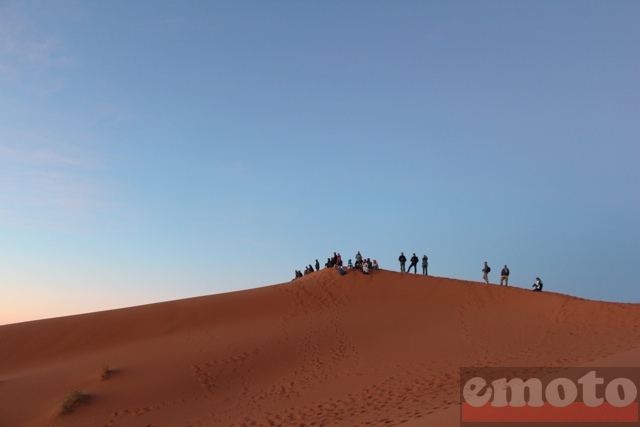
[422,255,429,275]
[482,262,491,284]
[399,252,406,272]
[408,253,419,273]
[500,265,510,286]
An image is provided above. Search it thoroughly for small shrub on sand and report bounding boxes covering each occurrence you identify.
[60,389,88,415]
[101,365,111,381]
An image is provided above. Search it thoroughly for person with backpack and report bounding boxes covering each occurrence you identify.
[482,262,491,284]
[399,252,407,272]
[408,253,419,273]
[500,265,510,286]
[422,255,429,275]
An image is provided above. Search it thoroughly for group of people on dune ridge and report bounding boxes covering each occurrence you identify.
[480,261,543,291]
[293,251,378,279]
[294,251,544,291]
[397,252,429,275]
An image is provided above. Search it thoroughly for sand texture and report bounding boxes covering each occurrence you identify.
[1,268,639,426]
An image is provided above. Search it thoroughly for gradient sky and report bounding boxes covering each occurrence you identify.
[1,0,638,325]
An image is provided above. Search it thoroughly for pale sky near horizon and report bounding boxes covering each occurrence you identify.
[1,0,638,325]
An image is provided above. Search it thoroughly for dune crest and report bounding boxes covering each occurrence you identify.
[1,269,639,426]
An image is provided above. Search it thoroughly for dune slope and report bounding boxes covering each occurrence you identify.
[1,269,639,426]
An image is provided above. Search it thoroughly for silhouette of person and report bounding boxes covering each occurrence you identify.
[482,262,491,284]
[532,277,543,292]
[422,255,429,275]
[408,253,419,273]
[362,262,369,274]
[399,252,407,272]
[500,265,510,286]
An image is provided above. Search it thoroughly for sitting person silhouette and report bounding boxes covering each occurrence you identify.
[532,277,543,292]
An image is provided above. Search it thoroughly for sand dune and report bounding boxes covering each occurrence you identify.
[1,268,639,426]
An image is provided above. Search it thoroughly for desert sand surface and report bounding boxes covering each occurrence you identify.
[1,268,639,427]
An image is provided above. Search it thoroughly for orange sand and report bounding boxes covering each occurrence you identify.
[1,269,639,426]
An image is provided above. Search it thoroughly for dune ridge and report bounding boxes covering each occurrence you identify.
[1,268,639,426]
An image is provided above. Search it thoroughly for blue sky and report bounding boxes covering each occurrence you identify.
[1,0,638,324]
